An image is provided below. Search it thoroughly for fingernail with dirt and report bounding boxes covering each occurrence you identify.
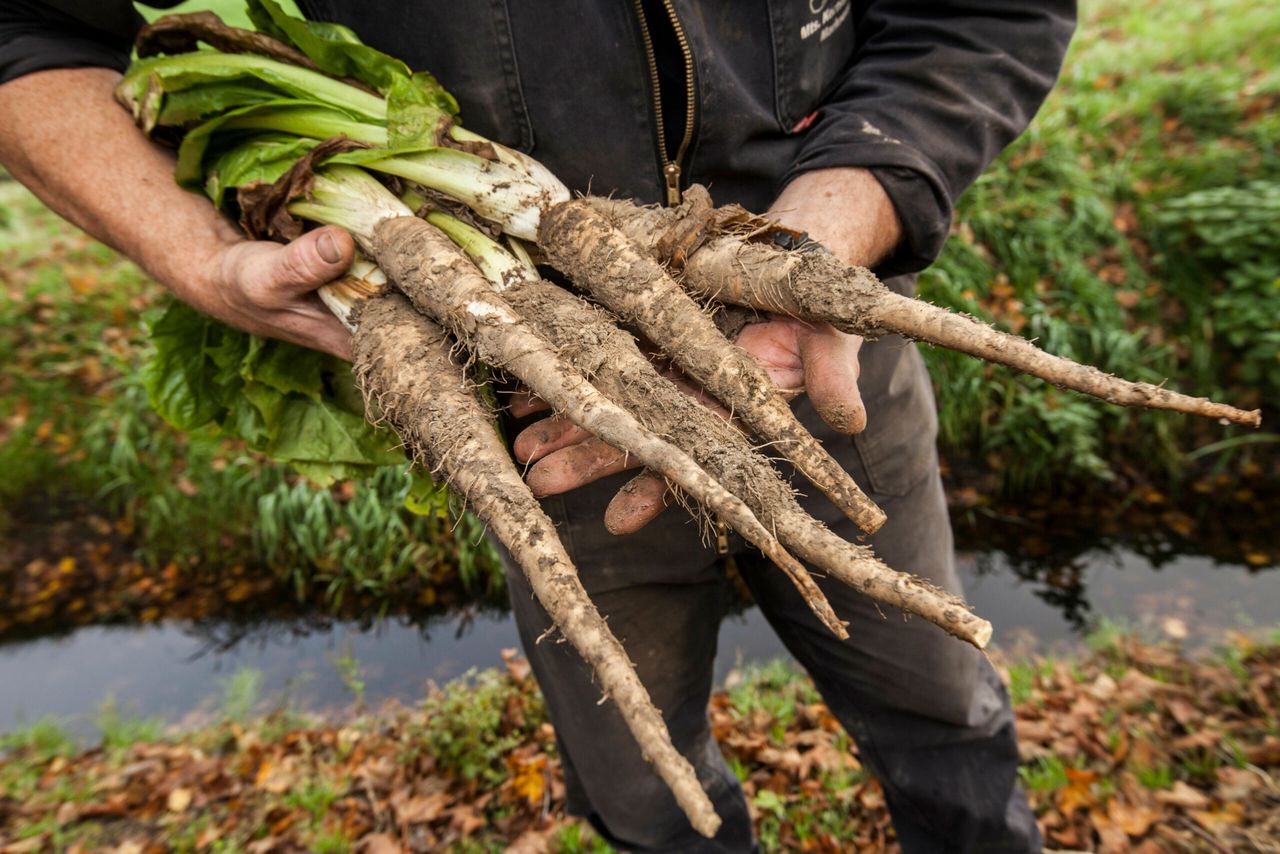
[317,230,343,264]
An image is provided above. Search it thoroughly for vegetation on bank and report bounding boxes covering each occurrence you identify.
[2,632,1280,852]
[0,0,1276,622]
[921,0,1279,490]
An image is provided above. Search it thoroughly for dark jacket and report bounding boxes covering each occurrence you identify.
[1,0,1074,278]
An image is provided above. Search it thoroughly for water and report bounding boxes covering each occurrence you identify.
[2,546,1277,738]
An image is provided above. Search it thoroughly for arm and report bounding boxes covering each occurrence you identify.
[784,0,1077,277]
[0,3,356,358]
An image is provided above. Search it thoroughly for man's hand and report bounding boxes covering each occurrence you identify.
[0,67,354,360]
[514,167,903,530]
[202,227,356,360]
[732,166,905,433]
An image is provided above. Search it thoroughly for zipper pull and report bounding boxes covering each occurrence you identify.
[664,162,683,206]
[715,521,729,555]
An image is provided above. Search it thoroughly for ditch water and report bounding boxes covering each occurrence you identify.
[2,542,1278,739]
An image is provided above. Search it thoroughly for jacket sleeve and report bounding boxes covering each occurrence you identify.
[784,1,1076,276]
[0,1,170,86]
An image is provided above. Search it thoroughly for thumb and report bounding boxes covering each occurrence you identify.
[265,226,356,297]
[799,323,867,434]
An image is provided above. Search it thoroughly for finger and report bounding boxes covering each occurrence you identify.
[513,417,591,463]
[798,323,866,434]
[735,319,806,391]
[506,387,552,418]
[264,226,357,298]
[604,472,674,535]
[524,436,642,498]
[298,308,354,361]
[250,291,354,361]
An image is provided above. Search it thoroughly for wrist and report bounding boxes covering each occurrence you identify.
[157,232,246,324]
[768,167,903,267]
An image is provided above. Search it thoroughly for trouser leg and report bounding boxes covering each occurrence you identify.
[733,352,1039,853]
[496,487,754,853]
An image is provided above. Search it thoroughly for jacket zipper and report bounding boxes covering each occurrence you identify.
[634,0,696,206]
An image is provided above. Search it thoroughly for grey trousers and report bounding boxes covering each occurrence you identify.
[496,335,1040,853]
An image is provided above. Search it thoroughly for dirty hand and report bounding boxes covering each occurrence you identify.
[197,225,357,361]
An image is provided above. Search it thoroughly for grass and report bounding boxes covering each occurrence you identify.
[96,697,166,751]
[1019,755,1072,793]
[411,667,548,787]
[919,0,1280,491]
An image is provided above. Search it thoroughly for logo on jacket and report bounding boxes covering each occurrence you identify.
[800,0,850,42]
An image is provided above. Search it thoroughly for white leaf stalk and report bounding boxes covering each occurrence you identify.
[287,165,413,247]
[360,149,567,241]
[424,211,537,292]
[319,254,387,331]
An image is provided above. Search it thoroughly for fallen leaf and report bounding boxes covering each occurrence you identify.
[510,755,546,805]
[359,833,404,854]
[1244,738,1280,765]
[254,758,296,794]
[394,792,450,825]
[1108,797,1159,837]
[1215,766,1261,801]
[448,804,487,837]
[167,787,193,813]
[1171,730,1220,752]
[1189,803,1245,834]
[501,648,531,683]
[1057,768,1099,814]
[504,827,552,854]
[1155,781,1210,810]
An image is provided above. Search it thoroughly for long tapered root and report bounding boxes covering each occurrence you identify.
[501,277,850,640]
[590,193,1261,429]
[539,199,889,534]
[349,294,721,837]
[369,215,809,592]
[502,277,993,648]
[869,288,1261,426]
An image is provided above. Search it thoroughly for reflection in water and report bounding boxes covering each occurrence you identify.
[1,545,1276,736]
[961,548,1280,653]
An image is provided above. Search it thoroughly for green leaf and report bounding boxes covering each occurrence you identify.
[405,470,449,516]
[117,52,386,128]
[246,0,412,93]
[204,134,316,206]
[386,72,460,147]
[242,337,326,400]
[144,297,407,483]
[268,396,403,467]
[156,82,276,127]
[175,99,376,189]
[143,301,236,430]
[291,460,380,487]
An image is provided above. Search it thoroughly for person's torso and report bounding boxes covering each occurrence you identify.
[298,0,858,210]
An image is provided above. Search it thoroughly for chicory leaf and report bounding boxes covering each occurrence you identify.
[144,300,231,430]
[246,0,411,94]
[386,71,460,147]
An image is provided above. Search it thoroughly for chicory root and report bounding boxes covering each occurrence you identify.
[350,294,720,836]
[368,215,809,587]
[588,191,1262,429]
